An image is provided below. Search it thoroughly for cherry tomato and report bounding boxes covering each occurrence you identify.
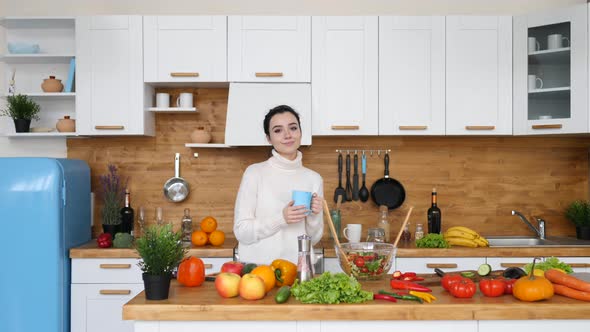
[354,257,365,267]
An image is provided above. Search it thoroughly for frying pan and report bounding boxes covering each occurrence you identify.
[370,153,406,210]
[163,153,190,202]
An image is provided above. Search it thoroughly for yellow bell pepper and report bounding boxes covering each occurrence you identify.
[271,259,297,286]
[409,290,437,303]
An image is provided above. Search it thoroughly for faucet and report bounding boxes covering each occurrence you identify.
[511,210,545,239]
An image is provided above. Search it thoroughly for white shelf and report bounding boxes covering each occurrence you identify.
[184,143,232,148]
[528,86,570,94]
[1,17,75,29]
[528,47,570,56]
[2,92,75,99]
[1,54,75,64]
[146,107,198,113]
[3,132,75,137]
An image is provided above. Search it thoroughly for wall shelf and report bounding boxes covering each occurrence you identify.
[184,143,232,148]
[146,107,198,113]
[3,132,75,137]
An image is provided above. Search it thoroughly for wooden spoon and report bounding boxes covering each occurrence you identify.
[323,199,351,274]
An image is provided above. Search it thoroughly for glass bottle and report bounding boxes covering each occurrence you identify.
[378,205,391,242]
[401,222,411,242]
[415,223,425,241]
[181,208,193,247]
[137,206,145,237]
[155,207,163,225]
[120,189,134,236]
[427,187,442,234]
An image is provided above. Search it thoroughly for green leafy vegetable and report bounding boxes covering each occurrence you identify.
[523,257,573,274]
[113,232,134,248]
[415,233,450,248]
[291,272,373,304]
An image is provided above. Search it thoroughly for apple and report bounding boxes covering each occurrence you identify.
[220,261,244,276]
[239,273,266,300]
[214,272,241,298]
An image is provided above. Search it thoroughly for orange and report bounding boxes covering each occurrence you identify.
[200,216,218,233]
[251,265,276,293]
[208,230,225,246]
[191,230,208,247]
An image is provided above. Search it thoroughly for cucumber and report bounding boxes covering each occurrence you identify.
[242,263,258,275]
[460,271,475,278]
[477,263,492,276]
[275,286,291,304]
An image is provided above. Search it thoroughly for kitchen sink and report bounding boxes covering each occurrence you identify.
[486,236,590,247]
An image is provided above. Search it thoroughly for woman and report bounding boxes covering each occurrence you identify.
[233,105,324,265]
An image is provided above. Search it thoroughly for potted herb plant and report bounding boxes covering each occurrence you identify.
[0,94,40,132]
[565,200,590,240]
[135,224,187,300]
[98,164,127,237]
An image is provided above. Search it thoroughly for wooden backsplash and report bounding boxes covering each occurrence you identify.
[67,88,590,240]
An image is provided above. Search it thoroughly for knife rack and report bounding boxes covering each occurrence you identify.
[335,149,391,157]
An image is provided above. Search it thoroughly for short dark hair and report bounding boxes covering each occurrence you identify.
[263,105,301,136]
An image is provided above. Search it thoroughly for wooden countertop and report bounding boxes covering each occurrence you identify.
[69,238,237,258]
[123,279,590,321]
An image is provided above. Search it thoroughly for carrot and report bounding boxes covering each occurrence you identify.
[544,269,590,292]
[553,284,590,302]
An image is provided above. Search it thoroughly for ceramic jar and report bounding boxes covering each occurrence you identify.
[190,127,212,143]
[56,116,75,132]
[41,76,63,93]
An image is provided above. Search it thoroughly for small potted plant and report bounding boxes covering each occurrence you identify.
[565,200,590,240]
[135,224,187,300]
[0,94,40,132]
[98,164,128,236]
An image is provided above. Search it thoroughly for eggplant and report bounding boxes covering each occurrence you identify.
[503,267,527,279]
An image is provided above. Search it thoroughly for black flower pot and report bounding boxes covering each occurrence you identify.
[575,226,590,240]
[143,273,172,300]
[102,224,122,238]
[13,119,31,133]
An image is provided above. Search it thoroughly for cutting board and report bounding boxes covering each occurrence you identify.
[416,270,504,286]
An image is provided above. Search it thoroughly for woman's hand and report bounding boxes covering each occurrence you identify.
[283,201,308,224]
[310,193,323,215]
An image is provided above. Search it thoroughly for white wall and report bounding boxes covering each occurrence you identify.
[0,0,585,157]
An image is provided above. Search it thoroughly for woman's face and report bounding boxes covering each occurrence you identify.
[266,112,301,160]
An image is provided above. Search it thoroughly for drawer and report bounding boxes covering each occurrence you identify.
[72,258,143,284]
[395,257,486,274]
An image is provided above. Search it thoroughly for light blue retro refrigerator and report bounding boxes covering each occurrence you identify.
[0,158,91,332]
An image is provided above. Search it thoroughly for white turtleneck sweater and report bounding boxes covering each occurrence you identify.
[234,150,324,265]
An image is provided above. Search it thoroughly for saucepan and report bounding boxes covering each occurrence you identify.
[163,153,190,202]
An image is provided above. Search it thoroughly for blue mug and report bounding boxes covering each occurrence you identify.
[292,190,312,215]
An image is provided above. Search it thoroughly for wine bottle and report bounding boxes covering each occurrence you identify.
[120,189,135,236]
[427,188,441,234]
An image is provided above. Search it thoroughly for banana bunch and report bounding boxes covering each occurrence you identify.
[443,226,489,248]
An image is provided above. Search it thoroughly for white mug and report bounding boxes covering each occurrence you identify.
[176,93,193,108]
[547,34,570,50]
[156,93,170,108]
[528,37,540,53]
[343,224,362,243]
[528,74,543,91]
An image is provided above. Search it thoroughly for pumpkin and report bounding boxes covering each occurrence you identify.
[512,257,554,302]
[177,256,205,287]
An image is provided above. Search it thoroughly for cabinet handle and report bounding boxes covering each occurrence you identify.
[566,263,590,268]
[204,264,213,269]
[465,126,495,130]
[95,126,124,130]
[426,263,458,269]
[331,125,360,130]
[170,72,199,77]
[500,263,527,268]
[532,124,562,129]
[399,126,428,130]
[99,264,131,269]
[100,289,131,295]
[255,72,283,77]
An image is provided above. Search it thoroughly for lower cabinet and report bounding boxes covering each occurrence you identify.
[395,257,486,274]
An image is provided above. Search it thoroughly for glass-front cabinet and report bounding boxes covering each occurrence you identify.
[513,4,588,135]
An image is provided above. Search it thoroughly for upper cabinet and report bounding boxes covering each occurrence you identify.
[228,16,311,82]
[513,4,588,135]
[446,16,513,135]
[379,16,446,135]
[143,16,227,83]
[311,16,378,136]
[76,16,154,136]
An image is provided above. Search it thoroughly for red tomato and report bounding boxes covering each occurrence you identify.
[441,274,463,291]
[449,277,477,298]
[354,257,365,267]
[177,257,205,287]
[503,278,517,295]
[479,278,506,297]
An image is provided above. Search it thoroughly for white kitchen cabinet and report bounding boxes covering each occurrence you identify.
[485,257,534,271]
[76,16,154,136]
[446,16,512,135]
[479,320,590,332]
[228,16,311,82]
[143,16,227,83]
[0,17,76,137]
[379,16,445,135]
[394,257,486,274]
[311,16,378,136]
[513,4,588,135]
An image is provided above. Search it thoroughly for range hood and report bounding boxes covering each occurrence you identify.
[225,83,312,146]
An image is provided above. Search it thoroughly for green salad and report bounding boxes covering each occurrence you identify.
[523,257,574,274]
[291,272,373,304]
[415,233,450,248]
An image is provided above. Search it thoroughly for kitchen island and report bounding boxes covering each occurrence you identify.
[122,278,590,332]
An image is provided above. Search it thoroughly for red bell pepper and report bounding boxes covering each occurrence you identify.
[97,233,112,248]
[391,270,403,279]
[390,279,432,292]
